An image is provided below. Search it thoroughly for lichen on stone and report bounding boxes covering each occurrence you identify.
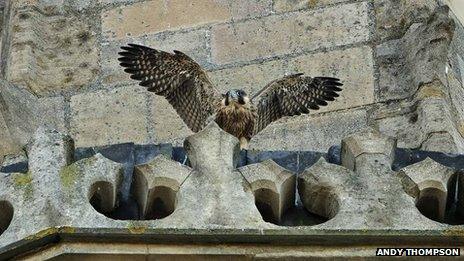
[25,226,76,240]
[127,222,147,234]
[13,171,34,200]
[60,163,81,189]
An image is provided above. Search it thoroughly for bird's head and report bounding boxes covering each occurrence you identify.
[222,89,249,106]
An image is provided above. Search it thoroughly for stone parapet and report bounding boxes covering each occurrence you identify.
[1,123,463,258]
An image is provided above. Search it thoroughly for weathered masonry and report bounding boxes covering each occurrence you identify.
[1,0,464,259]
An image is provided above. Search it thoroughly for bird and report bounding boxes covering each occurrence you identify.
[118,44,343,149]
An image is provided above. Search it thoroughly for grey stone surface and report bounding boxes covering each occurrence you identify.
[0,150,28,173]
[211,1,372,65]
[273,0,353,13]
[374,0,439,41]
[0,80,67,147]
[2,124,462,254]
[6,4,100,95]
[70,86,151,148]
[0,112,20,157]
[133,155,191,219]
[250,108,368,152]
[168,122,267,228]
[299,130,443,229]
[398,157,462,224]
[376,6,455,102]
[1,1,464,257]
[373,80,464,153]
[341,129,396,172]
[372,5,464,153]
[239,160,295,223]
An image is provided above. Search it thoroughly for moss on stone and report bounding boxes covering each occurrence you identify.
[458,121,464,138]
[60,163,81,189]
[13,171,32,186]
[416,83,446,100]
[442,227,464,237]
[13,171,34,200]
[25,226,76,240]
[308,0,318,8]
[127,222,147,234]
[60,156,98,189]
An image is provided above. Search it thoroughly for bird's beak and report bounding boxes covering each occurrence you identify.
[229,92,239,101]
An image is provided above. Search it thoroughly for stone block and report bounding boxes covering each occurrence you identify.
[70,86,151,148]
[250,108,368,153]
[170,122,266,227]
[0,113,20,157]
[101,29,210,85]
[215,0,272,20]
[341,129,396,171]
[211,2,371,65]
[376,39,413,101]
[149,95,194,146]
[273,0,352,12]
[0,81,67,147]
[239,160,295,223]
[7,6,99,95]
[449,19,464,84]
[209,59,288,95]
[374,102,423,149]
[374,81,464,153]
[102,0,272,40]
[403,7,455,87]
[210,45,375,114]
[374,0,438,41]
[447,69,464,123]
[133,155,191,219]
[376,7,454,102]
[37,96,67,133]
[289,46,375,113]
[398,158,458,223]
[418,98,464,153]
[298,159,349,219]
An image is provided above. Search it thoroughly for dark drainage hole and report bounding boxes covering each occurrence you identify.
[0,201,13,236]
[89,175,177,220]
[417,172,464,225]
[254,188,329,226]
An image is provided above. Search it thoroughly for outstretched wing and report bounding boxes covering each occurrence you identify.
[252,74,343,135]
[118,44,220,132]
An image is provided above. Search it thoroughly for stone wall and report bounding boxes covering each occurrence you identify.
[0,0,463,156]
[1,1,464,258]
